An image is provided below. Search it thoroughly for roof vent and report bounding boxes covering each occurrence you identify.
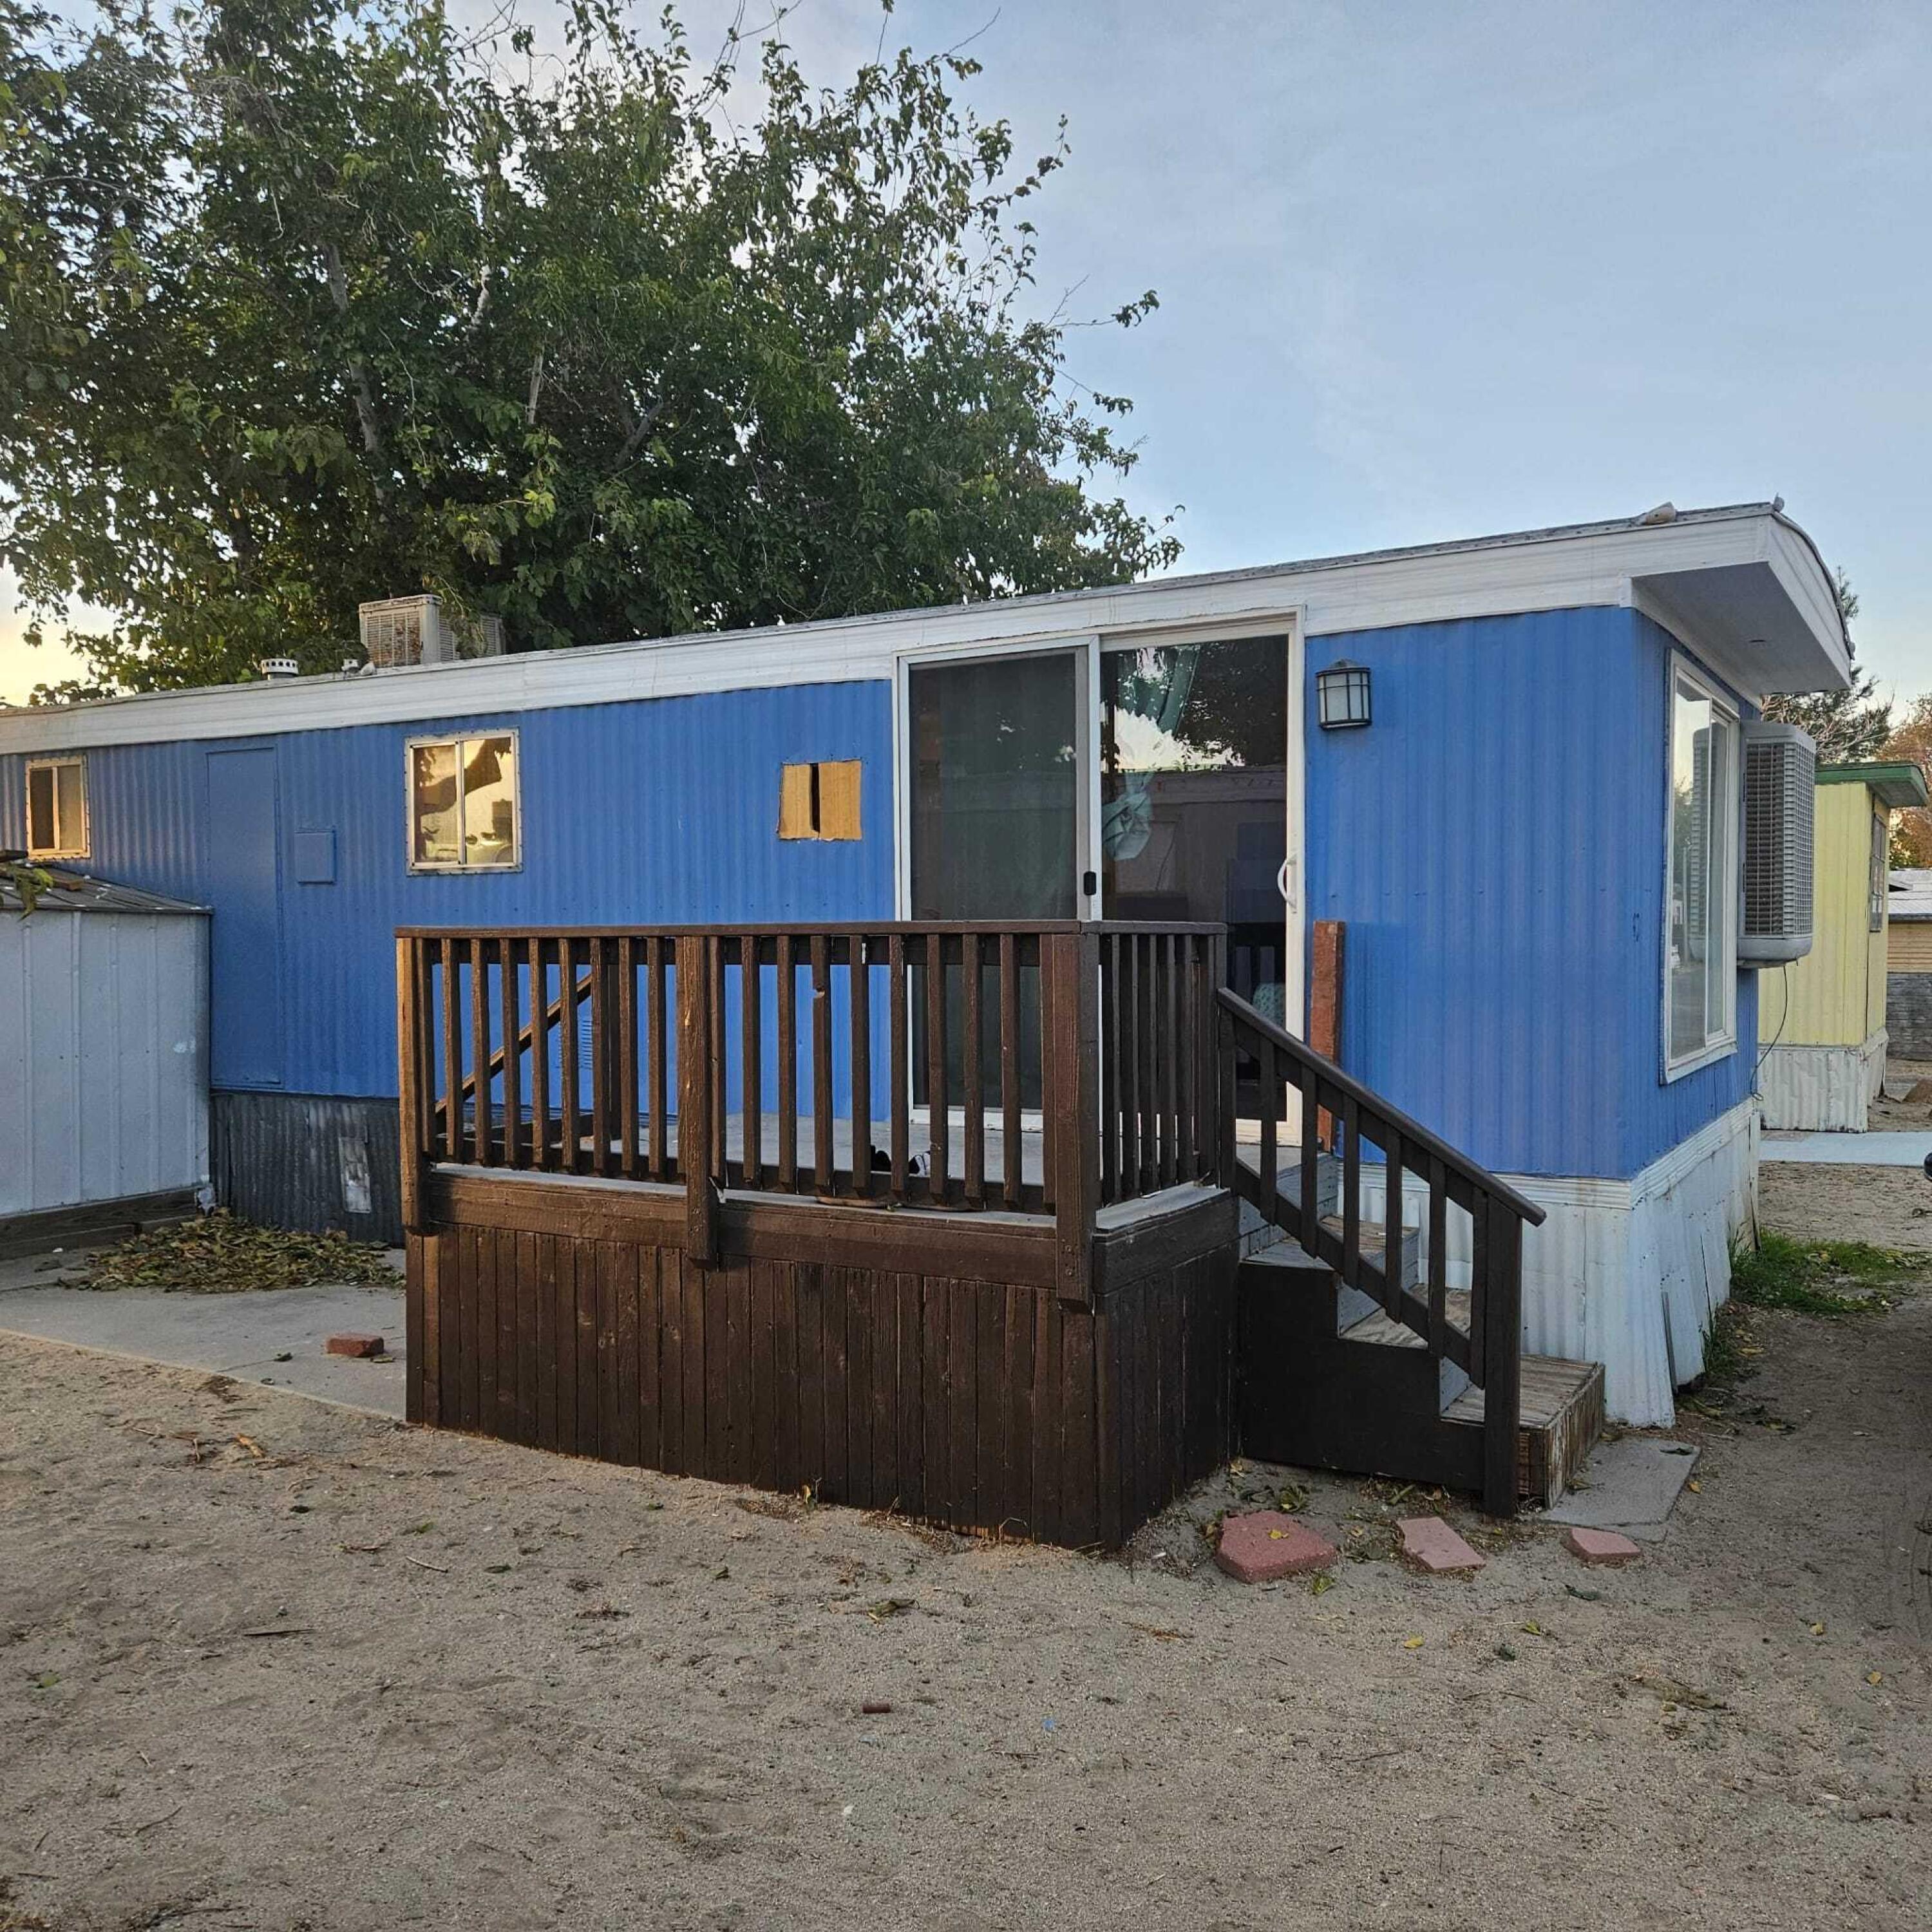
[258,657,300,681]
[358,594,506,670]
[1639,501,1678,526]
[1740,721,1815,964]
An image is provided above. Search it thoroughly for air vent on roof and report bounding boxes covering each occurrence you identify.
[1740,721,1815,963]
[358,595,506,670]
[258,656,299,681]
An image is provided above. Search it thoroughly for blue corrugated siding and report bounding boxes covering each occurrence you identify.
[1305,607,1754,1180]
[0,681,894,1096]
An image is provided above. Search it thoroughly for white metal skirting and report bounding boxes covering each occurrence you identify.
[1358,1097,1759,1428]
[1757,1030,1886,1132]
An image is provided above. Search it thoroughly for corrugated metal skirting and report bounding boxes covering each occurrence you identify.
[211,1092,402,1245]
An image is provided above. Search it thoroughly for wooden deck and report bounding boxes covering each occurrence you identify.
[397,919,1562,1541]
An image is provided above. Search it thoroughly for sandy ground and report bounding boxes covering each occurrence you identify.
[3,1231,1929,1927]
[1758,1161,1932,1249]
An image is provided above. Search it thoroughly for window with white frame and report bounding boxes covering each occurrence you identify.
[408,732,519,871]
[25,756,88,860]
[1870,809,1888,934]
[1665,664,1738,1072]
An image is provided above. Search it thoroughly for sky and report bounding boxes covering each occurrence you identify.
[6,0,1929,706]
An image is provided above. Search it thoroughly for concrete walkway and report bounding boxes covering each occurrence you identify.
[0,1257,406,1419]
[1760,1130,1932,1167]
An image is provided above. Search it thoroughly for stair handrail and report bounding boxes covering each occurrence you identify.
[1216,987,1540,1516]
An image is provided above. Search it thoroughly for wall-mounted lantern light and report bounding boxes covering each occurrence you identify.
[1316,659,1371,730]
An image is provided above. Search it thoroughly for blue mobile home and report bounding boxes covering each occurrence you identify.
[0,502,1849,1426]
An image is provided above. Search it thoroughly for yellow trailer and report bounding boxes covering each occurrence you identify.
[1759,760,1927,1128]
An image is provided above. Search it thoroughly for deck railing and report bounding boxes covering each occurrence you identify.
[1215,988,1546,1515]
[396,922,1226,1299]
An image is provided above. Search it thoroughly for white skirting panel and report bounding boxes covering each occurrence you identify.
[1358,1097,1759,1428]
[1757,1030,1886,1131]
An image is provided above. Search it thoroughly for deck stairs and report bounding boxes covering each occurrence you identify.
[1235,1165,1604,1509]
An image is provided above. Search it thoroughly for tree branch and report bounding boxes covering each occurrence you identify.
[321,242,387,500]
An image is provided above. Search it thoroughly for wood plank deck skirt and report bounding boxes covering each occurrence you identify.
[409,1168,1238,1548]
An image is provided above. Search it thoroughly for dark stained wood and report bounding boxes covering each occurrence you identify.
[397,940,425,1233]
[528,938,551,1171]
[849,934,871,1200]
[961,933,983,1207]
[558,937,582,1175]
[924,932,948,1202]
[439,936,460,1164]
[887,934,908,1202]
[750,1259,777,1490]
[502,940,524,1170]
[676,936,717,1266]
[405,1231,426,1418]
[999,933,1022,1208]
[1048,931,1101,1306]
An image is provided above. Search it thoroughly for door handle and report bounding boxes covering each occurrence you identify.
[1277,858,1297,909]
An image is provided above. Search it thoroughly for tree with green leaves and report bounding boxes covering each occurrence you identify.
[1761,569,1891,761]
[1,0,1177,696]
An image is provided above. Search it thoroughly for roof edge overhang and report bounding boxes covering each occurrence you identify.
[0,500,1850,753]
[1821,761,1929,809]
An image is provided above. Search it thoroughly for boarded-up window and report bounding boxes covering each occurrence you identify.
[25,757,88,859]
[407,732,519,870]
[778,760,862,840]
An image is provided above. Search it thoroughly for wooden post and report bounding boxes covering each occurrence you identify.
[1481,1200,1522,1517]
[1211,933,1235,1194]
[1049,930,1101,1305]
[677,935,719,1266]
[1311,919,1344,1149]
[395,935,424,1235]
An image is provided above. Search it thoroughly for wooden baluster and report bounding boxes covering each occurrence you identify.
[1117,933,1137,1199]
[647,936,667,1179]
[1340,1094,1361,1289]
[925,931,949,1204]
[1426,1155,1448,1361]
[469,936,491,1166]
[1258,1043,1280,1231]
[439,937,460,1164]
[961,933,983,1207]
[1381,1131,1405,1318]
[1161,933,1179,1188]
[849,934,871,1200]
[1048,931,1100,1304]
[676,935,717,1265]
[1038,931,1058,1210]
[1469,1189,1488,1376]
[558,936,580,1175]
[528,937,549,1170]
[1168,934,1186,1187]
[1098,936,1118,1204]
[887,933,909,1203]
[588,936,609,1176]
[999,933,1021,1209]
[1481,1202,1523,1518]
[396,938,424,1231]
[1298,1055,1319,1244]
[1137,933,1157,1193]
[1204,934,1227,1189]
[618,936,638,1180]
[810,935,833,1194]
[777,934,797,1191]
[500,935,522,1168]
[741,934,762,1189]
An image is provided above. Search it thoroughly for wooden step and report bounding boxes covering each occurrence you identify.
[1340,1287,1470,1350]
[1442,1354,1604,1509]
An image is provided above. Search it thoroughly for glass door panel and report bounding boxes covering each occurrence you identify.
[1102,634,1289,1118]
[909,650,1083,1108]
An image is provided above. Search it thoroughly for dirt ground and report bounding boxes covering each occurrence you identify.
[4,1211,1930,1929]
[1759,1161,1932,1249]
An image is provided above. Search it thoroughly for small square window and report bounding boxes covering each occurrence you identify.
[25,757,89,860]
[778,761,862,841]
[1871,810,1888,934]
[407,732,519,871]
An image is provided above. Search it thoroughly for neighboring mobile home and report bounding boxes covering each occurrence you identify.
[1759,762,1928,1129]
[0,502,1849,1426]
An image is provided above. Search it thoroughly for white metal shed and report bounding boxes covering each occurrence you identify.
[0,867,209,1238]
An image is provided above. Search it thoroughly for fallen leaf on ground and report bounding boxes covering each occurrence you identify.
[866,1597,915,1622]
[1401,1635,1425,1649]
